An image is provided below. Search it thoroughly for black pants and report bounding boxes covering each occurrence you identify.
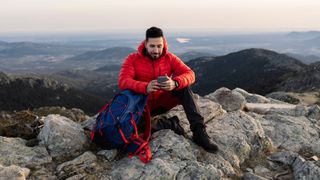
[147,86,205,132]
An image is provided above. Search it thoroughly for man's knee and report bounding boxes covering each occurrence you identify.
[172,86,194,99]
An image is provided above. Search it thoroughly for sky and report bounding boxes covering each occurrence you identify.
[0,0,319,33]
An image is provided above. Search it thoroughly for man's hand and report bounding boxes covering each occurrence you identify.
[158,76,176,91]
[147,80,161,94]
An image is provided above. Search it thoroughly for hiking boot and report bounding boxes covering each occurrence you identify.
[192,126,219,153]
[151,115,185,136]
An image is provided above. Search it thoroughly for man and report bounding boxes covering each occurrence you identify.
[118,27,218,153]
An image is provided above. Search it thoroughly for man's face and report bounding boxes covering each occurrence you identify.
[145,37,164,59]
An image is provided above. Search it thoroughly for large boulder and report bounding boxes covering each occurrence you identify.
[234,88,270,103]
[0,136,52,168]
[204,111,272,168]
[108,130,223,179]
[254,113,320,154]
[268,151,320,179]
[37,114,91,161]
[205,87,246,112]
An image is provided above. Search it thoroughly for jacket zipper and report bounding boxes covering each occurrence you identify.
[151,60,155,100]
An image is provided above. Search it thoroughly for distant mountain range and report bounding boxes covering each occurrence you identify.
[303,36,320,46]
[0,72,106,114]
[0,41,80,58]
[49,69,119,97]
[286,53,320,64]
[66,47,135,63]
[54,47,136,71]
[187,48,310,95]
[94,64,122,72]
[178,51,213,61]
[287,31,320,39]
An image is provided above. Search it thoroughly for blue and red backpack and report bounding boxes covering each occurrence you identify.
[90,90,152,163]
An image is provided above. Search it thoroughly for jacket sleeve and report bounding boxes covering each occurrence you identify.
[118,55,149,94]
[170,54,195,90]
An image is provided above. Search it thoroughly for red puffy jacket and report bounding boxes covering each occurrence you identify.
[118,37,195,110]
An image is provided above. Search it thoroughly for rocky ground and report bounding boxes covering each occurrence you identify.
[0,87,319,180]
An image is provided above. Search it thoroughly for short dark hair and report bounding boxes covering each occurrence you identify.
[146,27,163,40]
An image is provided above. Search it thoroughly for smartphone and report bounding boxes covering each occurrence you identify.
[157,76,169,83]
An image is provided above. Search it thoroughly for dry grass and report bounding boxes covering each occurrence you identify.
[287,91,320,105]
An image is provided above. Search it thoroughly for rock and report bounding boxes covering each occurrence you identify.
[268,151,320,179]
[310,155,319,161]
[233,88,251,97]
[310,140,320,155]
[266,92,300,104]
[245,103,309,117]
[243,172,268,180]
[259,114,319,153]
[307,104,320,121]
[175,163,222,180]
[37,114,90,161]
[204,111,269,168]
[81,115,97,131]
[234,88,270,103]
[0,111,11,120]
[0,136,52,168]
[108,130,222,179]
[0,164,30,180]
[28,165,57,180]
[245,103,297,115]
[197,153,236,177]
[161,107,271,177]
[205,87,246,112]
[97,149,118,162]
[33,107,90,122]
[246,168,254,173]
[254,165,271,176]
[266,105,308,117]
[56,151,106,179]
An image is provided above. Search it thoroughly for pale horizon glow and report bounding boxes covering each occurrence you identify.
[0,0,319,33]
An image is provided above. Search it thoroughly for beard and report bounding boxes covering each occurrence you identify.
[147,51,161,60]
[151,54,160,59]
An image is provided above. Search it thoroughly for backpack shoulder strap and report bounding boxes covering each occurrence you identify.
[142,105,151,141]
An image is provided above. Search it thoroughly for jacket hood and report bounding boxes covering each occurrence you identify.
[137,37,168,57]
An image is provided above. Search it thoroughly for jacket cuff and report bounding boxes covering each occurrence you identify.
[172,78,183,90]
[139,82,149,95]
